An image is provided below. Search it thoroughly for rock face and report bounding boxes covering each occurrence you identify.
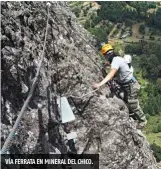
[1,1,158,168]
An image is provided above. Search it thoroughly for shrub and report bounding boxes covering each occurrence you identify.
[157,123,161,132]
[139,24,145,34]
[152,126,159,133]
[151,143,161,162]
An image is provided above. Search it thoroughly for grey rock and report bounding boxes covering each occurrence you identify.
[1,1,158,168]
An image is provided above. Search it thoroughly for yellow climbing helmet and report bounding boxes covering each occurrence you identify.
[101,44,113,55]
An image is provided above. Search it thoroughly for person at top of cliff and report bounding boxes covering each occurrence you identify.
[93,43,147,128]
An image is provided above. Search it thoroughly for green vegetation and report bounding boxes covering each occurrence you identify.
[70,1,161,44]
[125,42,161,78]
[150,143,161,162]
[127,42,161,161]
[70,1,161,162]
[146,131,161,145]
[144,115,161,135]
[149,8,161,29]
[69,2,113,43]
[126,41,161,117]
[88,27,108,43]
[139,24,145,34]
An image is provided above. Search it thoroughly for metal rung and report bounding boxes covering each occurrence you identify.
[57,97,75,123]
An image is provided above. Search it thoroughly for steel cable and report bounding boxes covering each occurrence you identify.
[1,4,51,154]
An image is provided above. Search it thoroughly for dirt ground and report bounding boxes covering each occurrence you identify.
[132,23,144,39]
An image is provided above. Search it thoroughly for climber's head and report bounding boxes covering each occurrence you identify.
[101,44,115,63]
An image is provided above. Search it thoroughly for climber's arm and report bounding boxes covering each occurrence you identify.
[93,68,117,88]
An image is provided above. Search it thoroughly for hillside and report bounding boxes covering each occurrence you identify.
[69,1,161,43]
[0,1,160,169]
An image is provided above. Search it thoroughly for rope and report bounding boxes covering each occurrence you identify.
[1,4,51,154]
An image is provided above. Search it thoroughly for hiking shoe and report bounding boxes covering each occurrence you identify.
[136,120,147,129]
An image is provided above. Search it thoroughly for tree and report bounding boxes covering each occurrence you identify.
[156,78,161,91]
[151,143,161,162]
[139,24,145,34]
[125,19,134,27]
[153,8,161,29]
[89,27,108,43]
[71,6,81,17]
[125,44,142,55]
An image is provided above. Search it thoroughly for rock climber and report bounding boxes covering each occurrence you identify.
[93,43,147,128]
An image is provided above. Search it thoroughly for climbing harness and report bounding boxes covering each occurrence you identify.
[101,67,124,99]
[107,79,124,99]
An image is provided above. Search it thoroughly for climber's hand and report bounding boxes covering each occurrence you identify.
[103,61,110,68]
[93,83,101,89]
[102,64,106,69]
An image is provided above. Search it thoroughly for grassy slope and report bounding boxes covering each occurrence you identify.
[144,115,161,147]
[145,132,161,147]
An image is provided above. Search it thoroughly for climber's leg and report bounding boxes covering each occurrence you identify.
[122,82,147,123]
[129,82,147,124]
